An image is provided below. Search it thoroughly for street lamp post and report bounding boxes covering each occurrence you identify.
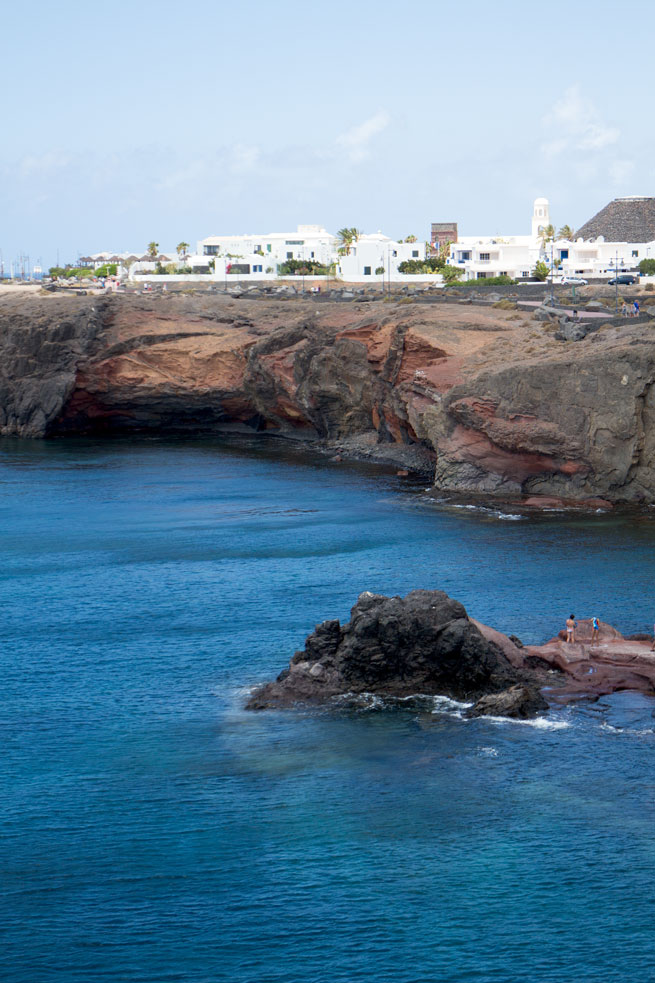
[615,249,619,315]
[550,238,555,305]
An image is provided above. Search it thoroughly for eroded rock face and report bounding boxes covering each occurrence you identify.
[0,295,108,436]
[246,589,529,710]
[2,291,655,503]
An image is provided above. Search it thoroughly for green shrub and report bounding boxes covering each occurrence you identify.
[533,261,550,281]
[49,266,94,279]
[441,265,465,283]
[457,275,517,287]
[638,258,655,276]
[278,258,328,276]
[375,266,385,275]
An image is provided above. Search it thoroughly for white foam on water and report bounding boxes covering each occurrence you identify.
[477,746,499,757]
[600,722,654,737]
[474,714,571,731]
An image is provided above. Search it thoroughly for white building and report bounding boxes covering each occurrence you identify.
[190,225,425,280]
[448,198,551,280]
[196,225,335,275]
[448,195,655,281]
[337,233,425,280]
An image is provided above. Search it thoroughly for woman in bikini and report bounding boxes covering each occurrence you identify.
[590,616,600,646]
[566,614,576,644]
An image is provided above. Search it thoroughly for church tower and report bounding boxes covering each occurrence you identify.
[531,197,550,239]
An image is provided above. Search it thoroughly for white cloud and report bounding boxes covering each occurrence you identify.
[335,111,391,163]
[541,86,619,155]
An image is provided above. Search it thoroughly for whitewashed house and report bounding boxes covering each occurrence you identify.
[447,195,655,281]
[448,198,551,280]
[337,233,425,280]
[195,225,336,276]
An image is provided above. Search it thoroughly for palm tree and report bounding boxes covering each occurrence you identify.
[176,241,190,260]
[147,241,159,259]
[336,227,362,256]
[557,225,575,241]
[404,234,417,243]
[538,224,555,251]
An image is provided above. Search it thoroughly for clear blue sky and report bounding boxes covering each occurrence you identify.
[1,0,652,268]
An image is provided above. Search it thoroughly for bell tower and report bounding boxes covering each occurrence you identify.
[532,197,550,239]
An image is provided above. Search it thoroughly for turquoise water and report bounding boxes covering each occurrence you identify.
[2,436,655,983]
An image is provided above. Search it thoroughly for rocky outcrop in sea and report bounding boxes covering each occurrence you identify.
[246,589,549,718]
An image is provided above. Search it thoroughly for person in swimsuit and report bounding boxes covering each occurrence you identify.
[566,614,576,644]
[590,616,600,646]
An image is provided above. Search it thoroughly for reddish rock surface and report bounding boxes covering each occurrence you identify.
[1,289,655,503]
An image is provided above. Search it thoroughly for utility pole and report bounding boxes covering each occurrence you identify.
[615,249,619,315]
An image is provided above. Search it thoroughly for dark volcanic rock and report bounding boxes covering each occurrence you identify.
[246,589,528,710]
[466,684,549,719]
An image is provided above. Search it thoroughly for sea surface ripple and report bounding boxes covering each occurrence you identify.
[2,436,654,983]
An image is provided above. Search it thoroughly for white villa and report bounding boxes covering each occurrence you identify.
[448,196,655,281]
[187,225,425,280]
[196,225,336,275]
[337,233,424,280]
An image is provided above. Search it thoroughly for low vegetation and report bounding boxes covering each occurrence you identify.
[456,275,517,287]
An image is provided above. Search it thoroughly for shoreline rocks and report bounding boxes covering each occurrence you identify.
[247,594,655,718]
[246,589,549,716]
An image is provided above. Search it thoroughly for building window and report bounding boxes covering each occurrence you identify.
[254,245,261,252]
[480,252,490,261]
[560,249,569,259]
[392,250,397,257]
[286,252,293,259]
[412,250,419,258]
[267,244,272,252]
[521,271,528,277]
[499,271,508,276]
[253,265,263,273]
[364,266,371,275]
[477,272,487,279]
[632,250,639,257]
[203,245,220,255]
[310,251,315,259]
[462,251,471,260]
[285,240,304,245]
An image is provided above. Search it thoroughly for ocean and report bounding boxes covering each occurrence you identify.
[2,435,654,983]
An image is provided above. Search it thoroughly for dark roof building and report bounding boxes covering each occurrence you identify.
[430,222,458,253]
[576,196,655,242]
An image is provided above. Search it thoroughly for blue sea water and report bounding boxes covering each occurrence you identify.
[1,435,655,983]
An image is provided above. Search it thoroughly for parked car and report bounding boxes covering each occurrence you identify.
[560,276,588,286]
[608,274,639,285]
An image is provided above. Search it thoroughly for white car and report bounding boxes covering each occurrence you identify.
[560,276,588,286]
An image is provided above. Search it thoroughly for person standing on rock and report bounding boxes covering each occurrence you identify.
[590,616,600,647]
[566,614,576,644]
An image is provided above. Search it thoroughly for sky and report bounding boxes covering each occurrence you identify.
[1,0,653,270]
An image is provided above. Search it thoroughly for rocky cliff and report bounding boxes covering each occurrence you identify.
[1,289,654,503]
